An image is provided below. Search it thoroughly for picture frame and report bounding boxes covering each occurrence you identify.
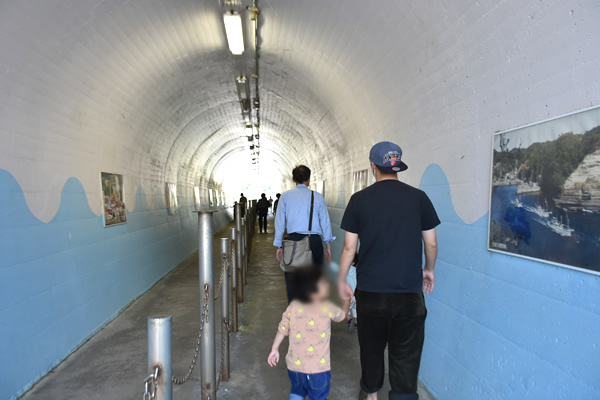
[100,172,127,227]
[488,105,600,275]
[166,182,178,215]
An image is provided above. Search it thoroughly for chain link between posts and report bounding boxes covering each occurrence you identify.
[215,249,232,389]
[143,366,159,400]
[172,285,210,385]
[145,243,234,394]
[214,252,227,300]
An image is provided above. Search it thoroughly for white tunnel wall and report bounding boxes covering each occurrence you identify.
[1,0,600,399]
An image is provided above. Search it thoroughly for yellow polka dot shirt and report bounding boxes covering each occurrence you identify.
[277,300,346,374]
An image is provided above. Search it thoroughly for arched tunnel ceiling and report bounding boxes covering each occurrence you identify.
[1,0,599,222]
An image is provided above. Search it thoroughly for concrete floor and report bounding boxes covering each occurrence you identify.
[20,217,434,400]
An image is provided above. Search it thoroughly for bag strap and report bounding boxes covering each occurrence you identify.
[308,191,314,235]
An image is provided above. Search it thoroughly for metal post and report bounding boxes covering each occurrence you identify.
[197,211,215,400]
[241,217,247,287]
[230,228,238,332]
[235,206,243,303]
[148,317,172,400]
[220,238,230,381]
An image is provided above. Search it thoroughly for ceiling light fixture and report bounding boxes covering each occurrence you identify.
[224,11,245,55]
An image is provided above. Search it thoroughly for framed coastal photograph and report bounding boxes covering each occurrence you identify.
[488,105,600,275]
[166,182,178,215]
[100,172,127,227]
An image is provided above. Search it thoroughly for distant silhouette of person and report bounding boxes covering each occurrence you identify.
[274,193,281,215]
[239,193,248,218]
[257,193,270,233]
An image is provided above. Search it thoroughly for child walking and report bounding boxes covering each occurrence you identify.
[268,267,351,400]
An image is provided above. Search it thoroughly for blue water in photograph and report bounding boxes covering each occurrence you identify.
[490,185,600,272]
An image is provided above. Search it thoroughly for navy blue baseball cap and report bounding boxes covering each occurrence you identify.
[369,141,408,173]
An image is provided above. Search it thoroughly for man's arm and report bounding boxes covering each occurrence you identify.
[422,228,438,294]
[338,231,358,300]
[273,195,286,248]
[317,195,335,261]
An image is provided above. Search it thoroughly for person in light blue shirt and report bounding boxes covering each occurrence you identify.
[274,165,335,303]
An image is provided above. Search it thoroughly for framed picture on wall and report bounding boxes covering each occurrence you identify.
[209,189,214,207]
[352,170,368,194]
[100,172,127,227]
[193,187,200,210]
[166,182,178,215]
[316,180,325,197]
[488,105,600,275]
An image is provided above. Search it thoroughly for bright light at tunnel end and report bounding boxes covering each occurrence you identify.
[223,11,244,55]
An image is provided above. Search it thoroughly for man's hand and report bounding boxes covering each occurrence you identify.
[338,280,354,301]
[325,242,332,262]
[276,248,283,262]
[267,350,280,367]
[423,270,435,294]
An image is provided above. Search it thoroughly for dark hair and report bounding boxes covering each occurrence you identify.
[290,266,322,303]
[261,193,266,198]
[292,165,311,184]
[276,193,281,198]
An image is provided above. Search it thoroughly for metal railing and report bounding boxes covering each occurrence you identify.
[144,201,256,400]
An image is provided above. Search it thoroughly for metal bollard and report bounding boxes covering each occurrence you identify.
[220,238,230,381]
[241,217,247,287]
[197,211,216,400]
[147,317,172,400]
[236,209,244,303]
[230,228,238,332]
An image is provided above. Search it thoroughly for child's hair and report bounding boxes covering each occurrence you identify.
[290,266,323,303]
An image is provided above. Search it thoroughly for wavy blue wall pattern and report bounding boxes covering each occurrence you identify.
[0,169,232,400]
[329,164,600,400]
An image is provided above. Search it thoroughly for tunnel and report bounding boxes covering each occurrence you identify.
[1,0,600,399]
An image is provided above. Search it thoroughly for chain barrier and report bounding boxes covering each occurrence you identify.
[214,253,227,300]
[143,366,159,400]
[172,284,209,385]
[216,317,231,389]
[230,243,235,278]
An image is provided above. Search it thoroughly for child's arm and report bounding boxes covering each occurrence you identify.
[268,331,286,367]
[330,299,352,323]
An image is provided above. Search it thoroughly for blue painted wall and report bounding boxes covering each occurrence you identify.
[0,170,232,400]
[328,165,600,399]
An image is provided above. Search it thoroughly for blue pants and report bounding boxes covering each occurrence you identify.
[288,370,331,400]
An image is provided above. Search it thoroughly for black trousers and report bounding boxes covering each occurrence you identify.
[283,233,324,303]
[258,212,268,232]
[356,290,427,400]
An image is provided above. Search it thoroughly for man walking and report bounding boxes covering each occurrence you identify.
[257,193,270,233]
[337,142,440,400]
[274,165,335,303]
[239,193,248,218]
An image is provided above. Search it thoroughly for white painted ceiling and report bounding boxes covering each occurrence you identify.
[1,0,599,222]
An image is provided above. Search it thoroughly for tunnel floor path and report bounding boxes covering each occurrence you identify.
[20,215,434,400]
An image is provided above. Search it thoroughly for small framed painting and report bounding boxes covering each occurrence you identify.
[167,182,178,215]
[101,172,127,227]
[193,187,201,210]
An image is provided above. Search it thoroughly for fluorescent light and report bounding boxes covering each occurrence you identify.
[224,11,244,55]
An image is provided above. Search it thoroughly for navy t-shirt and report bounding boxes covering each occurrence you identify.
[340,180,440,293]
